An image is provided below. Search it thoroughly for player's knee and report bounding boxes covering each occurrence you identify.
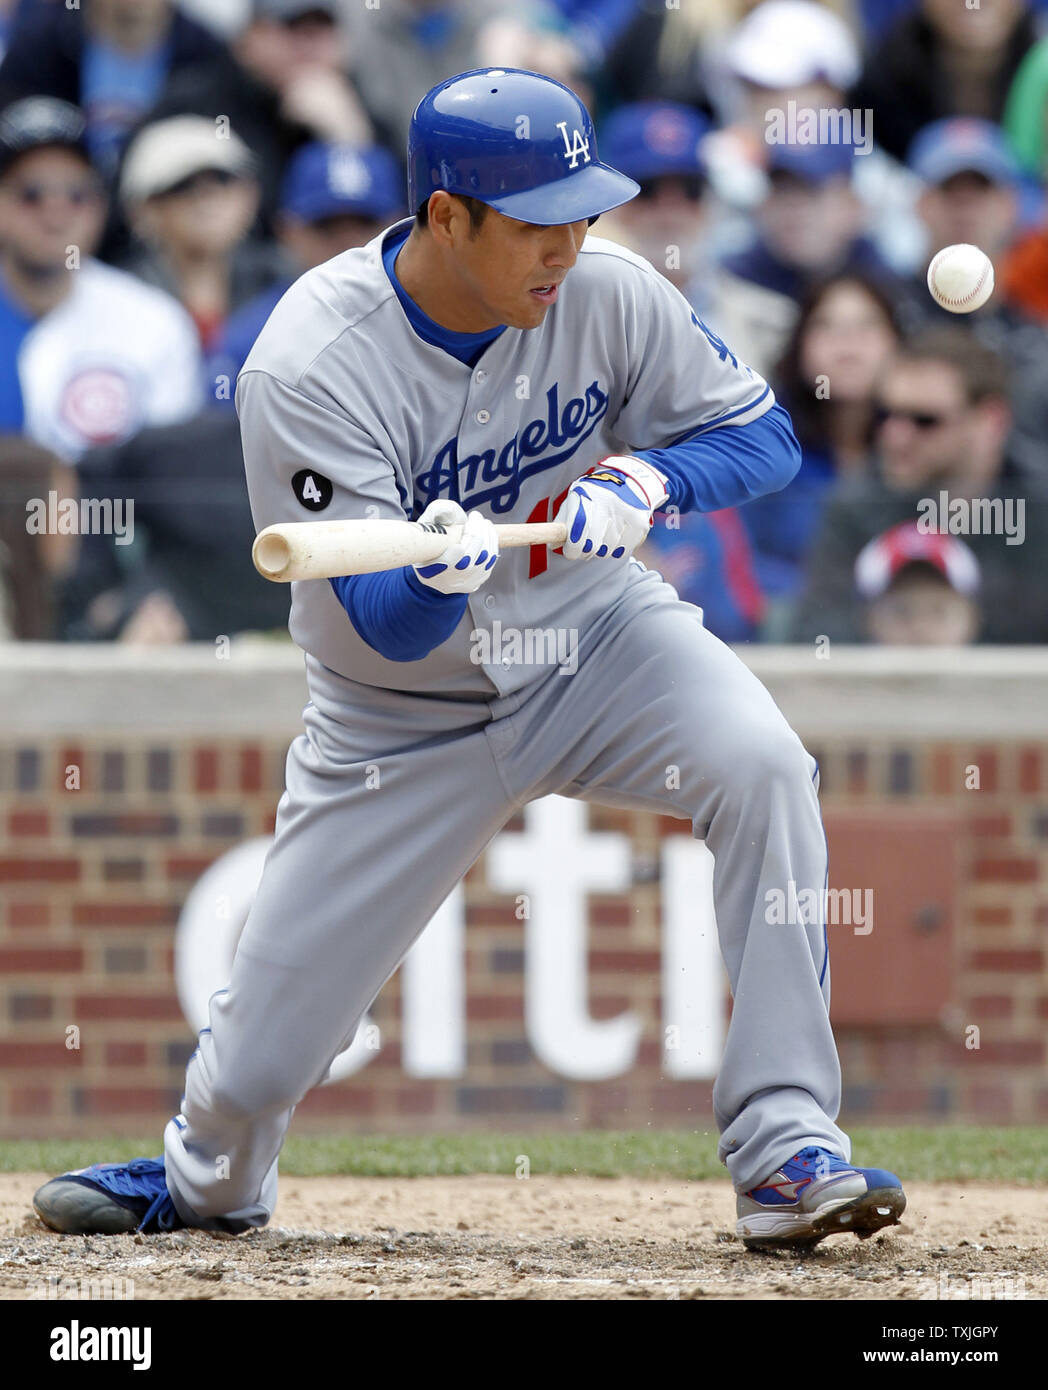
[716,721,814,803]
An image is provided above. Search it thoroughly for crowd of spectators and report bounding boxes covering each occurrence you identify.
[2,0,1047,647]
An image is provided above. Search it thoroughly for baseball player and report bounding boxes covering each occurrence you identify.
[34,69,905,1252]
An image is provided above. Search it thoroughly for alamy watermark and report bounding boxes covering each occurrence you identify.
[25,491,133,545]
[50,1320,151,1370]
[917,491,1024,545]
[916,1273,1026,1301]
[31,1275,135,1300]
[470,621,579,675]
[764,101,873,157]
[765,880,873,934]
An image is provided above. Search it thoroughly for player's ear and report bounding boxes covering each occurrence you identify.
[426,191,462,248]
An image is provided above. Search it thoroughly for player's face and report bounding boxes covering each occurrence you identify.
[457,209,591,330]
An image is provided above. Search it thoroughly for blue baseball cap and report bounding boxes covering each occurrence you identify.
[280,142,403,223]
[599,102,709,183]
[908,118,1020,187]
[766,140,855,184]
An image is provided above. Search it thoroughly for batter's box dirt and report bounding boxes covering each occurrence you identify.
[1,1175,1045,1300]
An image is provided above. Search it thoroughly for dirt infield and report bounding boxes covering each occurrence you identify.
[1,1174,1044,1300]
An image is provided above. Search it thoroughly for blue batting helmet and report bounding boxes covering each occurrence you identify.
[408,68,639,226]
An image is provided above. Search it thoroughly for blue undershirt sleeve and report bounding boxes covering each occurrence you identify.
[633,401,802,515]
[329,566,468,662]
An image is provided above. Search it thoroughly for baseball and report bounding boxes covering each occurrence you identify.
[926,243,994,313]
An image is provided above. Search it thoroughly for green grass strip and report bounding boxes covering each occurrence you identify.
[0,1127,1044,1183]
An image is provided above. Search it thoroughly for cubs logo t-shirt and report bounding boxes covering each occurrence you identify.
[0,259,204,461]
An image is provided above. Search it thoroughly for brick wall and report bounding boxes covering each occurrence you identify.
[1,738,283,1134]
[806,740,1048,1125]
[1,647,1046,1137]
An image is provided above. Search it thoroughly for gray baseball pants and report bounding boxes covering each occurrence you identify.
[164,571,848,1230]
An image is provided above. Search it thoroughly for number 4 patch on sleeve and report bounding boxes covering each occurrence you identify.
[292,469,333,511]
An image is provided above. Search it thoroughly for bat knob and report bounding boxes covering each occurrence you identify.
[253,529,293,582]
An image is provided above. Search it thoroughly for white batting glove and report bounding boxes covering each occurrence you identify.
[412,499,499,594]
[554,456,669,561]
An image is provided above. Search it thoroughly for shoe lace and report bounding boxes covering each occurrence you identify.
[98,1157,165,1198]
[92,1158,177,1231]
[138,1188,180,1233]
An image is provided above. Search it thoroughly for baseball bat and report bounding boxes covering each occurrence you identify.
[252,518,569,583]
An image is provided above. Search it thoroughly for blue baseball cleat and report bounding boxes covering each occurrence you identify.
[736,1146,906,1251]
[33,1157,184,1235]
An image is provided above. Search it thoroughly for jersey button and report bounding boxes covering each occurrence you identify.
[483,594,496,610]
[475,409,490,425]
[475,370,488,383]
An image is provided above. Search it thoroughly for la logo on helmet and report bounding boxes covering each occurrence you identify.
[556,120,591,168]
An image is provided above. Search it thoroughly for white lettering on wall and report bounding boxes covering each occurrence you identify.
[174,798,726,1082]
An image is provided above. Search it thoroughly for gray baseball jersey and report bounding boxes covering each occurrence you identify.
[160,221,847,1232]
[237,220,773,695]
